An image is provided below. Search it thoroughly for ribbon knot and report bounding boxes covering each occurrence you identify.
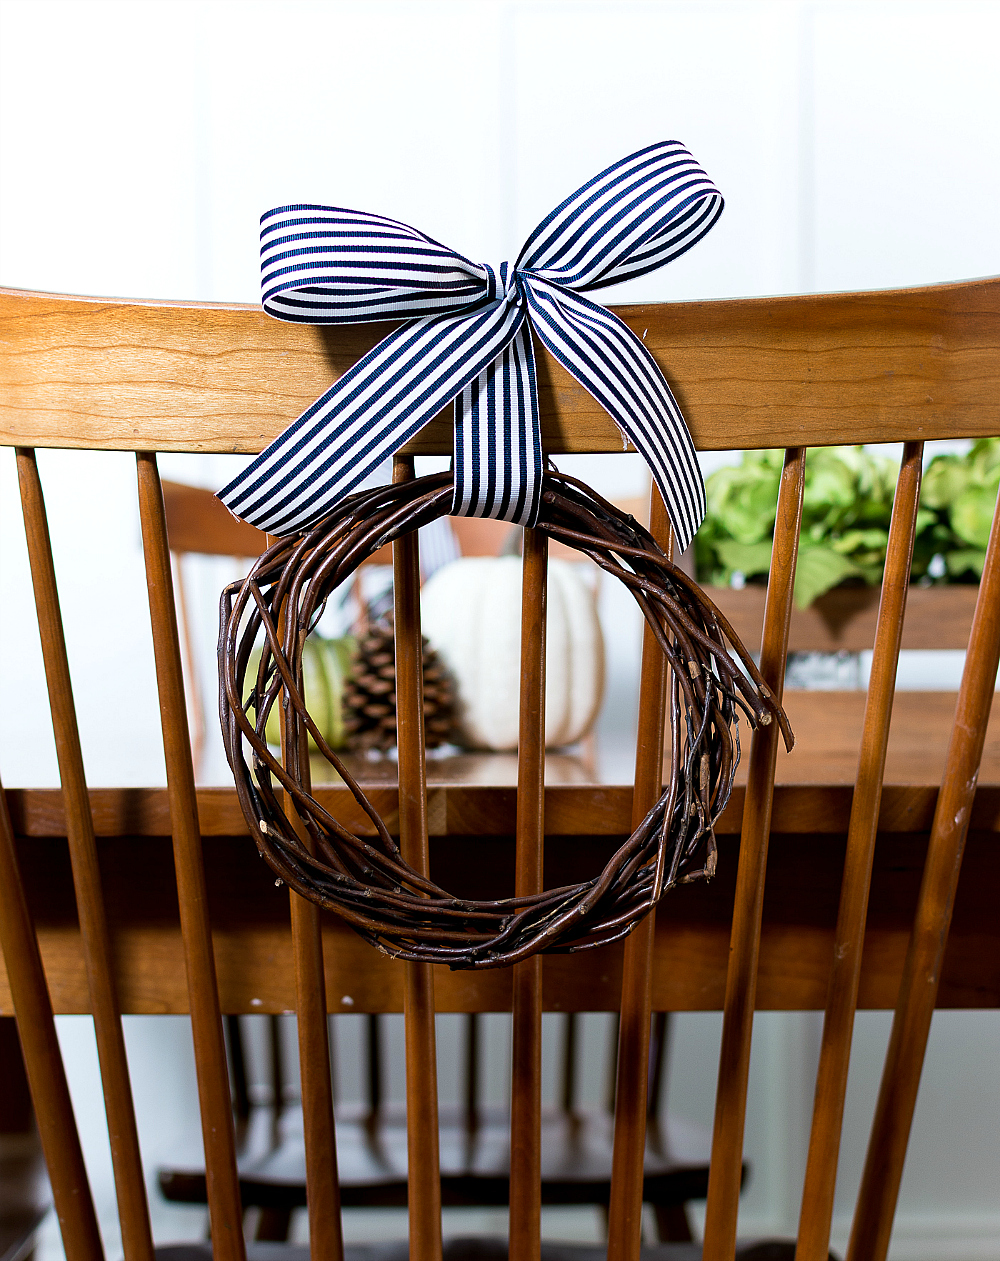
[219,142,723,553]
[484,261,518,298]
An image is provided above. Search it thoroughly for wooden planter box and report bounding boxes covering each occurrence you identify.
[704,582,980,654]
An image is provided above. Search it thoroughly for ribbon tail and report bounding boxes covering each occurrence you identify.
[524,278,705,553]
[218,300,523,536]
[452,319,541,526]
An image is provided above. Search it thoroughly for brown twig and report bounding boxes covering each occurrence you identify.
[218,471,789,968]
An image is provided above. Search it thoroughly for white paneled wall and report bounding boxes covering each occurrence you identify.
[1,2,999,1258]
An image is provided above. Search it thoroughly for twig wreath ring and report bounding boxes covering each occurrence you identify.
[219,471,792,969]
[218,141,791,966]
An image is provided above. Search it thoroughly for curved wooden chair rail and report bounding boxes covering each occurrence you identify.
[2,278,1000,455]
[1,278,999,1261]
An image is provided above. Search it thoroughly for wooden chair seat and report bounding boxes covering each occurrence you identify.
[155,1238,810,1261]
[159,1103,719,1212]
[156,1009,714,1237]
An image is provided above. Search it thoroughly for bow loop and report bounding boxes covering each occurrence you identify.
[260,204,493,324]
[514,142,723,293]
[220,142,722,550]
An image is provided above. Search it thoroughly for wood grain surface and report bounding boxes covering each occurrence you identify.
[17,449,155,1261]
[392,455,443,1261]
[607,487,672,1259]
[848,443,1000,1261]
[704,445,806,1259]
[137,455,246,1261]
[795,441,923,1261]
[2,278,999,455]
[709,583,980,653]
[4,693,999,1019]
[1,823,995,1016]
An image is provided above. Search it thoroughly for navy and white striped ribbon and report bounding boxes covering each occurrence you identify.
[218,141,723,552]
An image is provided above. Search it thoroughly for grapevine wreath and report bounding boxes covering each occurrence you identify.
[219,468,792,970]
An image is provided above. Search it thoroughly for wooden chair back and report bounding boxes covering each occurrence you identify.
[1,279,999,1261]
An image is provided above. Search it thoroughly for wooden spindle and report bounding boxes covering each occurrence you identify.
[367,1014,383,1116]
[269,1015,284,1118]
[16,449,155,1261]
[795,442,923,1261]
[464,1013,481,1126]
[647,1012,670,1120]
[702,447,806,1260]
[607,487,672,1260]
[560,1012,578,1115]
[605,1013,620,1115]
[171,550,207,774]
[275,571,344,1261]
[224,1017,251,1140]
[288,865,342,1257]
[392,455,443,1261]
[847,479,1000,1261]
[135,452,245,1261]
[509,525,548,1261]
[0,775,103,1261]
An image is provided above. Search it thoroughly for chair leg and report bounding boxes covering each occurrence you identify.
[255,1207,293,1241]
[653,1202,693,1243]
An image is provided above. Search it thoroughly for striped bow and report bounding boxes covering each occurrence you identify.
[218,141,723,552]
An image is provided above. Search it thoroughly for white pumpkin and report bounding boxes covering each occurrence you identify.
[420,557,605,751]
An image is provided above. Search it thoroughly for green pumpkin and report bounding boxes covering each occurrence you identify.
[248,634,355,751]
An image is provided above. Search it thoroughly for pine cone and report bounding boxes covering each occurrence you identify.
[342,620,455,752]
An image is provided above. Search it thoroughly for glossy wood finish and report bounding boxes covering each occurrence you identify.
[0,775,103,1261]
[3,279,999,456]
[288,847,342,1259]
[160,1101,712,1218]
[158,1004,707,1239]
[162,480,268,557]
[847,480,1000,1261]
[509,526,548,1261]
[135,453,245,1261]
[607,489,671,1259]
[559,1013,577,1114]
[703,448,806,1260]
[6,765,1000,1018]
[738,690,1000,786]
[278,594,343,1261]
[392,456,443,1261]
[15,449,155,1261]
[4,280,1000,1259]
[707,581,980,654]
[795,443,923,1261]
[163,478,393,566]
[13,735,1000,839]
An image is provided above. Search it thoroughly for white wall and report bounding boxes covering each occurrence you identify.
[2,2,999,1258]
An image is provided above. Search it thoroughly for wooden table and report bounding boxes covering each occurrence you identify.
[2,688,997,1017]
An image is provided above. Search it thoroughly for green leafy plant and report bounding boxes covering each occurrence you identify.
[695,440,1000,608]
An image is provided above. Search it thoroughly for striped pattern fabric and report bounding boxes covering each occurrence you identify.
[218,141,723,551]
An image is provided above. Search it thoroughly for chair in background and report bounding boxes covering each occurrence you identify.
[161,1009,715,1243]
[1,278,999,1261]
[0,1019,47,1261]
[157,482,715,1242]
[161,480,271,772]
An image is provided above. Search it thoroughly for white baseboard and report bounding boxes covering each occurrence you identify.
[829,1212,1000,1261]
[693,1208,1000,1261]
